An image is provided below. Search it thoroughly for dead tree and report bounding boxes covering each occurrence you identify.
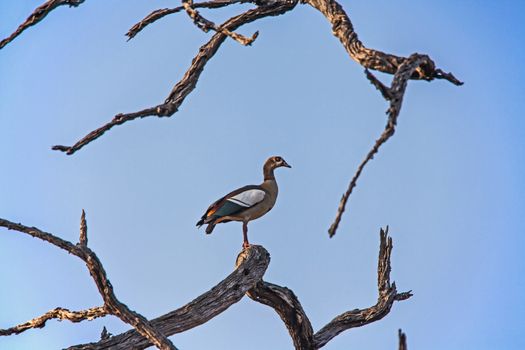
[1,0,461,348]
[0,216,409,349]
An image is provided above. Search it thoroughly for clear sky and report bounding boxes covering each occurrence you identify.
[1,1,524,349]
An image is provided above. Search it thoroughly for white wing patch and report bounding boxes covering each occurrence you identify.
[227,189,266,207]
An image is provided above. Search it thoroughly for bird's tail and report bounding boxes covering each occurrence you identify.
[196,218,205,227]
[205,223,216,234]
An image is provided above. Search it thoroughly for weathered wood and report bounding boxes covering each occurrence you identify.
[0,216,177,350]
[68,245,271,350]
[0,307,107,336]
[248,281,314,349]
[313,228,412,348]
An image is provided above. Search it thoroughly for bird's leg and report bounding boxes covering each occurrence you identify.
[242,222,250,249]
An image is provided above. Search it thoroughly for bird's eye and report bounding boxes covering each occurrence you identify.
[275,157,281,162]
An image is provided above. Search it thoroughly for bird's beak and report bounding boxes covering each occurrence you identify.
[282,160,291,168]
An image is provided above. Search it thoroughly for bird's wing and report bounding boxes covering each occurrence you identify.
[198,185,267,225]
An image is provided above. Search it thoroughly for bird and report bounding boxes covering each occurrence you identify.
[196,156,291,248]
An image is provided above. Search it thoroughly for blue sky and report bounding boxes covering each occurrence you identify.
[1,1,524,349]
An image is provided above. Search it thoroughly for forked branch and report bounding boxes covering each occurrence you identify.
[398,329,408,350]
[327,51,462,237]
[0,216,177,350]
[51,0,298,155]
[245,227,411,349]
[68,246,270,350]
[1,214,408,349]
[313,227,412,347]
[126,0,253,40]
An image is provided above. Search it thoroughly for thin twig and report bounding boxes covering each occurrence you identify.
[327,54,454,237]
[79,209,87,246]
[0,307,107,336]
[182,0,259,45]
[0,0,85,50]
[126,0,252,40]
[398,329,408,350]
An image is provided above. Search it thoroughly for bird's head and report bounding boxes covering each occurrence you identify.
[266,156,291,170]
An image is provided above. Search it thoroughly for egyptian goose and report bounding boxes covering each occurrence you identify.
[196,156,291,248]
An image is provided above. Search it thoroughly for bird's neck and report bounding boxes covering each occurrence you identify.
[261,177,278,198]
[263,164,275,181]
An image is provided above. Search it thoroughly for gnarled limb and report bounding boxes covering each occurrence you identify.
[327,50,462,237]
[68,245,271,350]
[52,0,298,155]
[0,215,177,350]
[303,0,462,84]
[244,227,410,349]
[313,227,412,348]
[0,0,85,50]
[247,281,314,349]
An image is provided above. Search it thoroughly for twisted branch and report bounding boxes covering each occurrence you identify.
[247,281,314,349]
[313,227,412,347]
[244,227,410,349]
[0,0,85,50]
[327,51,462,237]
[51,0,298,155]
[69,246,271,350]
[0,216,177,350]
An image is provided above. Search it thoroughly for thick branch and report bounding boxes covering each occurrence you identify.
[52,0,298,155]
[0,307,106,336]
[313,227,412,348]
[68,245,271,350]
[327,52,454,237]
[244,227,410,350]
[0,217,177,350]
[247,281,314,349]
[303,0,462,84]
[0,0,85,50]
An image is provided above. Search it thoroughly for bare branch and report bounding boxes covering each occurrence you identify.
[364,69,392,100]
[79,209,87,247]
[100,326,111,340]
[126,0,251,40]
[0,307,106,336]
[303,0,463,85]
[69,245,271,350]
[0,218,85,257]
[327,53,456,237]
[313,227,412,348]
[0,217,177,350]
[398,329,408,350]
[182,0,259,45]
[52,1,298,155]
[247,281,314,349]
[0,0,85,50]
